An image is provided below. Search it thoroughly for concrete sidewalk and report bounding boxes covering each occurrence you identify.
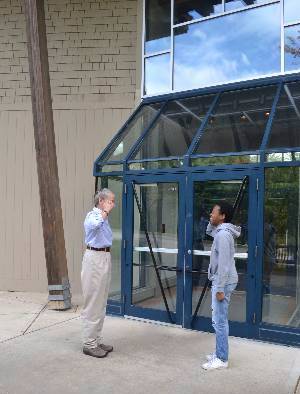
[0,291,299,394]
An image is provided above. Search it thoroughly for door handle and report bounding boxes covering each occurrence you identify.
[185,268,208,274]
[158,265,182,272]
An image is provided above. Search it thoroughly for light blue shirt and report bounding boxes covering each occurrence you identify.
[84,207,113,248]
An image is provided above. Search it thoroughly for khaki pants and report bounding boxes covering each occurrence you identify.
[81,250,111,348]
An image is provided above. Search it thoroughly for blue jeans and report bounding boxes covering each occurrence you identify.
[211,282,237,362]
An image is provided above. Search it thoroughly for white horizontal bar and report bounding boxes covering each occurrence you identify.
[134,247,248,259]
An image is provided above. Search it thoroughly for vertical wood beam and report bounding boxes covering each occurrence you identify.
[24,0,71,309]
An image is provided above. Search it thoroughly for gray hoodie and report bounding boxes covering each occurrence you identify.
[206,222,241,292]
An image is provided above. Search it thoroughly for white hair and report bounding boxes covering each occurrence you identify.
[94,188,114,207]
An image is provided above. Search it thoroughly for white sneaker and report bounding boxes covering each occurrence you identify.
[206,352,216,361]
[202,357,228,370]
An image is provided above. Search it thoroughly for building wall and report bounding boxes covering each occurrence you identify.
[0,0,142,293]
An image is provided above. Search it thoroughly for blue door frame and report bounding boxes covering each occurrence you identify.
[123,172,186,324]
[121,168,262,338]
[184,168,261,339]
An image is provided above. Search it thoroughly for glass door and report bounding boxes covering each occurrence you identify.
[124,174,185,324]
[184,171,259,338]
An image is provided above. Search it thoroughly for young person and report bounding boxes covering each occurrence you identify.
[202,201,241,371]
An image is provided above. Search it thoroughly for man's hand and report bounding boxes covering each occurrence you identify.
[216,292,225,301]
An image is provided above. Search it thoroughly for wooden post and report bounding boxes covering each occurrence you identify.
[24,0,71,310]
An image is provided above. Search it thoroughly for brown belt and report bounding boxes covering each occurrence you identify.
[86,245,111,252]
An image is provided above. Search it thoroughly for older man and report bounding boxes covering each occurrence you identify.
[81,188,115,358]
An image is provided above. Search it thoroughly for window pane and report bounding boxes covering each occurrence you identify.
[131,94,215,161]
[262,167,300,328]
[284,0,300,24]
[194,85,277,154]
[267,82,300,149]
[132,183,178,313]
[225,0,265,12]
[102,103,163,163]
[145,54,170,95]
[97,176,123,302]
[285,25,300,73]
[145,0,171,54]
[192,179,249,322]
[174,4,280,91]
[174,0,223,25]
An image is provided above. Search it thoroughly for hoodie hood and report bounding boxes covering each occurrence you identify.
[217,223,241,239]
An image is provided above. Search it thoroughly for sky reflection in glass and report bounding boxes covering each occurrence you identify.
[284,0,300,24]
[145,54,170,95]
[174,4,280,91]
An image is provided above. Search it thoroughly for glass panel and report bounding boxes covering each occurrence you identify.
[284,0,300,24]
[97,176,123,301]
[174,4,280,91]
[262,167,300,328]
[102,103,163,163]
[267,82,300,149]
[284,25,300,72]
[100,164,124,172]
[129,159,183,170]
[145,54,170,95]
[174,0,223,25]
[191,154,260,166]
[192,179,249,322]
[132,183,179,312]
[225,0,265,12]
[266,152,300,162]
[194,85,277,154]
[145,0,171,54]
[131,94,215,161]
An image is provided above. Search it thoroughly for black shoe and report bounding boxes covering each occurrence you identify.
[83,346,108,358]
[99,343,113,353]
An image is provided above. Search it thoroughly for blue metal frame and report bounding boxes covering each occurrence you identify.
[94,73,300,176]
[184,169,260,339]
[94,72,300,346]
[123,172,186,324]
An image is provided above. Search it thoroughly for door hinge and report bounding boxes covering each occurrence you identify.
[122,294,126,304]
[252,313,256,324]
[124,184,127,194]
[256,178,259,191]
[255,245,258,258]
[123,239,126,249]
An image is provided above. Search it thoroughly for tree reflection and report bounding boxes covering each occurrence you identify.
[285,29,300,59]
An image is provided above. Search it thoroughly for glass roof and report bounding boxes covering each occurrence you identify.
[96,77,300,172]
[194,85,277,154]
[131,94,214,162]
[267,81,300,149]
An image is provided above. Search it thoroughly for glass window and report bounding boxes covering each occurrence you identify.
[262,167,300,328]
[267,82,300,149]
[174,4,280,91]
[284,0,300,24]
[101,103,163,163]
[145,0,171,54]
[145,54,170,95]
[225,0,265,12]
[285,24,300,72]
[194,85,277,155]
[174,0,223,25]
[97,176,123,302]
[131,182,179,313]
[192,179,249,322]
[130,94,215,162]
